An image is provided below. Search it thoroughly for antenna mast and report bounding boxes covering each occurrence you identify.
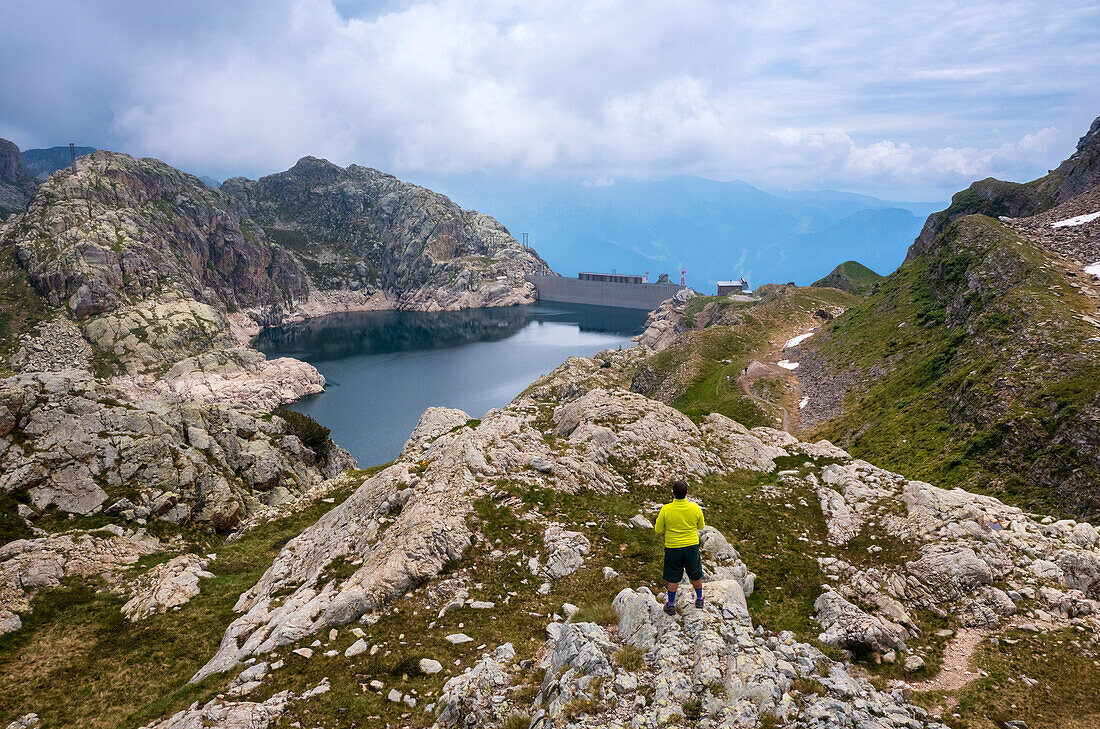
[680,268,686,287]
[69,143,76,173]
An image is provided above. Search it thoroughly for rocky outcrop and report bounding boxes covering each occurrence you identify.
[112,348,325,411]
[121,553,215,621]
[435,643,517,727]
[631,288,697,352]
[81,298,237,374]
[3,151,308,320]
[906,114,1100,261]
[443,580,949,729]
[814,590,909,654]
[222,156,551,312]
[0,370,349,528]
[136,685,325,729]
[0,138,37,220]
[190,385,800,681]
[0,529,159,634]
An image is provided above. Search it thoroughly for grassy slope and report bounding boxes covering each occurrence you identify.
[812,260,885,296]
[634,286,856,427]
[807,215,1100,518]
[0,241,52,375]
[0,469,388,729]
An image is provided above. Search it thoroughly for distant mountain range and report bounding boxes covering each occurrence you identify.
[14,143,941,291]
[420,175,943,290]
[20,145,97,179]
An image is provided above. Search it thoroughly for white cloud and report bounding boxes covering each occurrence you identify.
[1,0,1098,197]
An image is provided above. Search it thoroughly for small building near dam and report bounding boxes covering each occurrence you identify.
[717,277,751,296]
[526,272,685,311]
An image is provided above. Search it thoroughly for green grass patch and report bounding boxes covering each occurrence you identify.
[0,477,367,729]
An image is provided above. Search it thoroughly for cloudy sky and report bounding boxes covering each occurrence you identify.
[2,0,1098,199]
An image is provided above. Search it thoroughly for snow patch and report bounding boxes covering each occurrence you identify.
[1051,211,1100,228]
[777,360,799,370]
[783,331,815,349]
[1085,262,1100,277]
[799,397,809,409]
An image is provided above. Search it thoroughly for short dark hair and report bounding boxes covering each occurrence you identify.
[672,480,688,499]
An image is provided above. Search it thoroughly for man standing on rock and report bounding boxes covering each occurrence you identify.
[654,480,705,615]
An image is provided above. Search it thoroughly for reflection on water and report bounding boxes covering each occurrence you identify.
[253,302,646,362]
[255,303,648,466]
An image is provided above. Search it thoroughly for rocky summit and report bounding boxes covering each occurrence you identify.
[222,155,552,312]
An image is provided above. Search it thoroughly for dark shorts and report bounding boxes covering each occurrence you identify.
[663,544,703,583]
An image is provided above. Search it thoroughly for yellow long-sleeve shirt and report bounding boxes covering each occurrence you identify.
[653,498,705,548]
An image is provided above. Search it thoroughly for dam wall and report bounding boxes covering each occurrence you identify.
[526,274,684,311]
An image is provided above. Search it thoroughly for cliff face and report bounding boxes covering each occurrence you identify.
[0,138,37,220]
[3,151,309,320]
[223,156,552,311]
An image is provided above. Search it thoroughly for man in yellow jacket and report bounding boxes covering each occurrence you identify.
[654,480,705,615]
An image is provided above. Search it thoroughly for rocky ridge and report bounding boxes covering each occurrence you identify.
[906,114,1100,261]
[222,155,552,313]
[160,342,1100,728]
[0,139,37,221]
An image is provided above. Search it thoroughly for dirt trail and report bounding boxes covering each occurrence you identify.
[907,627,988,693]
[736,359,797,430]
[908,616,1062,695]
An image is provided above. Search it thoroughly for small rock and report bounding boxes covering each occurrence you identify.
[602,566,619,580]
[562,603,581,619]
[292,648,314,659]
[419,658,443,674]
[529,457,553,473]
[904,655,925,672]
[345,638,369,657]
[387,688,403,703]
[369,680,384,690]
[446,633,474,644]
[629,514,653,529]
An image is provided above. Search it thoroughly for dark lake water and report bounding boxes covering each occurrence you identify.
[254,303,648,466]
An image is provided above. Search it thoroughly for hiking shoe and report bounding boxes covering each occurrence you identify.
[695,598,704,609]
[663,603,677,616]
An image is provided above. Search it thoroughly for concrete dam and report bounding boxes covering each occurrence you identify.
[526,273,685,311]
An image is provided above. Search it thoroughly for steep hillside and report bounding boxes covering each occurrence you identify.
[812,260,884,296]
[797,118,1100,519]
[0,139,37,220]
[223,157,551,311]
[20,145,96,180]
[630,285,856,429]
